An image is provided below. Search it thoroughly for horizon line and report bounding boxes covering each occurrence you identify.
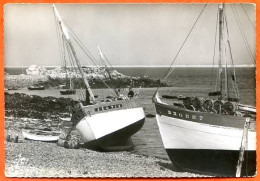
[4,64,256,68]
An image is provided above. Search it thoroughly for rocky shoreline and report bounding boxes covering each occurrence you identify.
[5,74,167,90]
[5,65,168,89]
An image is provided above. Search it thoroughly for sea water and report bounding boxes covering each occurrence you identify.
[4,67,256,159]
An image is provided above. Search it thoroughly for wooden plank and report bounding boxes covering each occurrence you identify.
[236,117,250,177]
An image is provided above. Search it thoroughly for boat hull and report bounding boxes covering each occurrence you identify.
[22,130,60,142]
[155,101,256,176]
[74,106,145,151]
[85,117,145,151]
[60,89,76,95]
[166,149,256,176]
[28,86,45,90]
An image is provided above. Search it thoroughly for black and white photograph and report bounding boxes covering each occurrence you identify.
[4,3,256,177]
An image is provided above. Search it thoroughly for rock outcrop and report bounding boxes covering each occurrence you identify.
[25,65,133,80]
[26,65,48,75]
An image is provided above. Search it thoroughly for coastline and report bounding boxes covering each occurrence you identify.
[4,74,167,89]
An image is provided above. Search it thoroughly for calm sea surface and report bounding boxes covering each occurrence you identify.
[5,67,256,159]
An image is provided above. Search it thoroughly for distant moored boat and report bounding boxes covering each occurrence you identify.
[28,85,45,90]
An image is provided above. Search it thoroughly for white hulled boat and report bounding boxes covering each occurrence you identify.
[53,5,145,151]
[153,4,256,177]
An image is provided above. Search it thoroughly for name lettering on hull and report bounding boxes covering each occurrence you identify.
[167,109,203,121]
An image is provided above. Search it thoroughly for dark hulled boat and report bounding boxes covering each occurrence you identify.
[60,88,76,95]
[28,85,45,90]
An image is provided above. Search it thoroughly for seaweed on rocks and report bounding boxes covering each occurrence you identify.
[5,92,78,120]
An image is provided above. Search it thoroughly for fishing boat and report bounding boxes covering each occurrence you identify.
[60,80,76,95]
[60,89,76,95]
[59,59,76,95]
[53,5,145,151]
[28,85,45,90]
[153,4,256,177]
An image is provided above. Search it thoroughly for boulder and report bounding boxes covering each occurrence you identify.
[26,65,47,75]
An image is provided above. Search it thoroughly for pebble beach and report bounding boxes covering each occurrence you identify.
[5,141,204,178]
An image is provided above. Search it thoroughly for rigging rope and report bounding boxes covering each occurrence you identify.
[224,8,240,100]
[154,4,207,94]
[99,49,118,77]
[240,4,255,29]
[231,5,255,65]
[167,3,208,82]
[63,20,99,66]
[161,4,207,81]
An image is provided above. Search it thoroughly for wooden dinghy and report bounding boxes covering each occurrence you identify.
[22,130,61,142]
[59,117,71,122]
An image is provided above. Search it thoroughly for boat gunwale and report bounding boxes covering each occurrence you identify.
[154,100,255,130]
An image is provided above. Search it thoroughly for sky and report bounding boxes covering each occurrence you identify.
[4,3,255,67]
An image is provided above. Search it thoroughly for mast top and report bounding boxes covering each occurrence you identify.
[219,3,223,10]
[53,5,70,40]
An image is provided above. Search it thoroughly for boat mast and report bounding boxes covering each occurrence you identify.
[218,4,224,100]
[53,5,95,103]
[98,46,113,81]
[97,46,119,96]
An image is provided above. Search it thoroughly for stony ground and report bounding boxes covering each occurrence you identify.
[5,141,206,178]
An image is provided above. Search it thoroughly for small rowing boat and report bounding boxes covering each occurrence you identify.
[22,130,61,142]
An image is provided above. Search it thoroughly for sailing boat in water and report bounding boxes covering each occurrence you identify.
[53,5,145,151]
[153,4,256,177]
[60,63,76,95]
